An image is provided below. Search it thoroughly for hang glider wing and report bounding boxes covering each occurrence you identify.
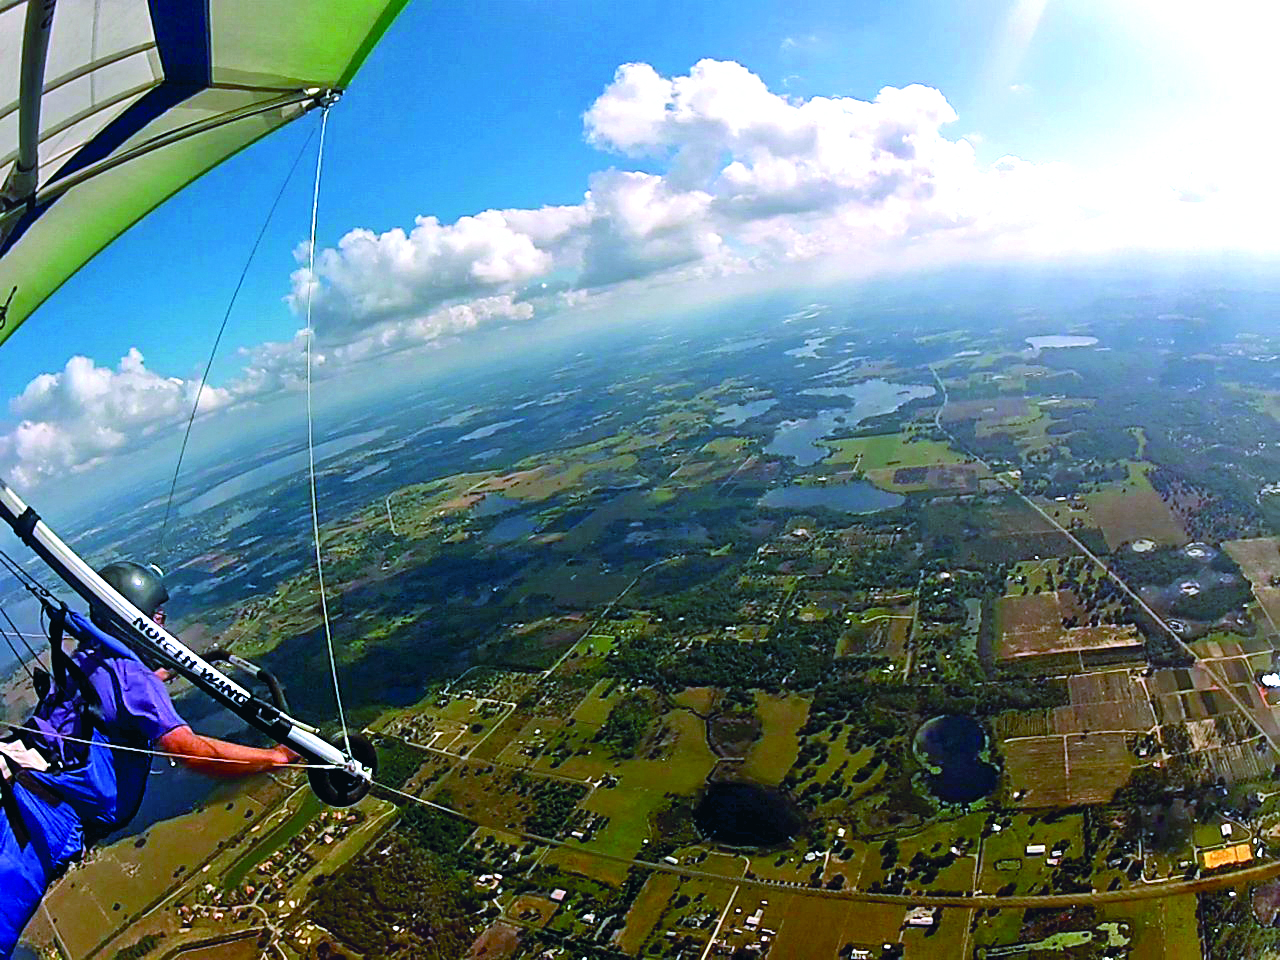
[0,0,408,346]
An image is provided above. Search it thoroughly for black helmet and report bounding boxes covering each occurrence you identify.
[97,561,169,619]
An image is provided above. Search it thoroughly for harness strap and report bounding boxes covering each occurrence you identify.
[15,769,61,808]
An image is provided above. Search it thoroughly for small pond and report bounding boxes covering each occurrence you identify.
[694,782,806,848]
[759,481,904,513]
[913,715,997,804]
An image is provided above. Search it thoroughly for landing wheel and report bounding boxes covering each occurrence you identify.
[308,732,378,807]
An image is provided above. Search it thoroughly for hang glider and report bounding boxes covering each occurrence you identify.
[0,0,408,344]
[0,0,411,805]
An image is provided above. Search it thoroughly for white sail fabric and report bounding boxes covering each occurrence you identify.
[0,0,407,344]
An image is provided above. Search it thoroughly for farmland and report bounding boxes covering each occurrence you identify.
[1085,463,1188,550]
[25,296,1280,960]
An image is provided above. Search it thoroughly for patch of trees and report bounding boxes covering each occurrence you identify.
[310,837,480,959]
[802,675,1066,755]
[111,935,165,960]
[595,692,660,758]
[638,568,753,628]
[819,543,921,592]
[525,780,589,837]
[1170,578,1254,621]
[397,804,473,862]
[1059,410,1140,463]
[1142,630,1194,668]
[1148,465,1266,542]
[373,738,427,790]
[1109,545,1203,586]
[1022,460,1128,499]
[1198,889,1280,959]
[607,631,830,694]
[948,421,1022,467]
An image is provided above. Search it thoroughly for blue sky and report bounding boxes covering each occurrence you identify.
[2,0,1276,495]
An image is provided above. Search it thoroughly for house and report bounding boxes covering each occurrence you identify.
[550,889,567,902]
[1026,844,1046,856]
[904,907,937,927]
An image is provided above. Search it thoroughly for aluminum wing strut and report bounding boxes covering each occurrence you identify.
[0,477,376,806]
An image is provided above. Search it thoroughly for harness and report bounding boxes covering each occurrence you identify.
[1,608,154,847]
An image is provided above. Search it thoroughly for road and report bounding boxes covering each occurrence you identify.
[376,378,1280,914]
[699,884,740,960]
[385,776,1280,909]
[542,554,683,679]
[1012,488,1280,756]
[925,366,1280,758]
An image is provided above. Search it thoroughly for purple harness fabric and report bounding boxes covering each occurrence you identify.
[33,613,187,763]
[0,611,191,957]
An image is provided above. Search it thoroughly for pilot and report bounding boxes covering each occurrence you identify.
[0,561,296,958]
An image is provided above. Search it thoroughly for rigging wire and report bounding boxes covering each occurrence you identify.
[156,125,319,558]
[0,601,40,680]
[0,550,53,602]
[301,106,351,754]
[366,778,463,817]
[0,554,339,771]
[0,618,34,683]
[2,721,337,770]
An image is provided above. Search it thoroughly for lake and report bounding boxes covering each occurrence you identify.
[472,492,522,517]
[913,715,997,804]
[759,481,904,513]
[485,512,540,544]
[344,459,391,483]
[181,429,386,515]
[715,397,777,427]
[765,379,935,466]
[785,336,828,359]
[1025,334,1098,354]
[459,417,523,441]
[694,782,805,848]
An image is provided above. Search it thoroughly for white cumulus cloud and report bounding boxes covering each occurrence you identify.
[7,58,1277,490]
[0,350,229,487]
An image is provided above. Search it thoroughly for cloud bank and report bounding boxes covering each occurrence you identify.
[1,59,1265,487]
[0,350,230,487]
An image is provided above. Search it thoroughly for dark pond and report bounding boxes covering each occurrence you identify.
[694,782,805,847]
[913,715,997,804]
[759,481,904,514]
[472,492,521,517]
[485,512,540,544]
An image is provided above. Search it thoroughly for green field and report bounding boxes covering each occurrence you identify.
[1084,461,1187,549]
[741,693,808,785]
[618,872,680,954]
[571,709,718,877]
[222,792,323,889]
[826,431,967,470]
